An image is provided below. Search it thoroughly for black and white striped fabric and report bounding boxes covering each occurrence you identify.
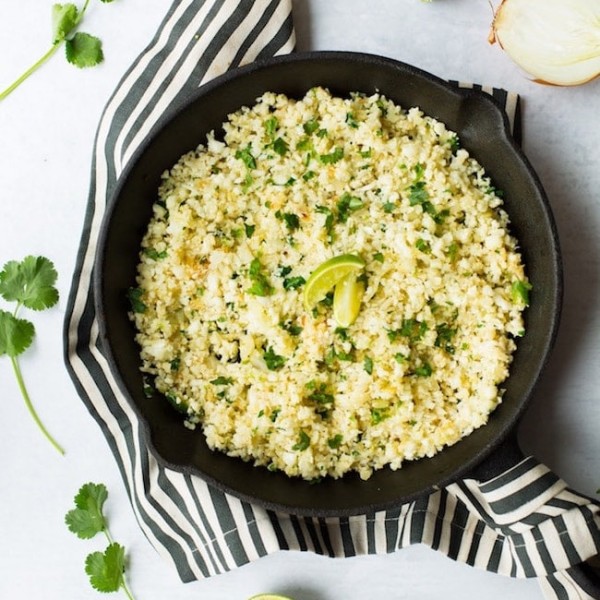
[63,1,600,599]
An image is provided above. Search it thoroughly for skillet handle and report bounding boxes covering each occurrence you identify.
[466,434,600,599]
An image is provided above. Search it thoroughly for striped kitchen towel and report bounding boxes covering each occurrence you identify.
[63,1,600,598]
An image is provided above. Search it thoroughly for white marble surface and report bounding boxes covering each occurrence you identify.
[1,1,599,599]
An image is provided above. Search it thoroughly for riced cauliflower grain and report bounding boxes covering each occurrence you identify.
[131,88,530,480]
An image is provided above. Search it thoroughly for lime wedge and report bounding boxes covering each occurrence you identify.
[303,253,365,311]
[248,595,295,600]
[333,272,366,327]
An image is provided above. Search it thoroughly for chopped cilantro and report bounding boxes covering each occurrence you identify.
[511,279,532,306]
[435,324,457,354]
[280,320,303,336]
[235,145,256,170]
[414,362,433,377]
[337,192,364,222]
[416,238,431,253]
[143,248,167,260]
[449,133,460,154]
[334,327,350,341]
[370,406,390,425]
[247,257,274,296]
[316,205,335,243]
[265,116,279,139]
[319,147,344,164]
[210,376,234,385]
[303,119,320,135]
[263,346,286,371]
[328,434,343,449]
[277,265,293,277]
[271,137,289,156]
[388,319,428,344]
[292,430,310,451]
[296,136,313,152]
[409,180,430,206]
[363,356,374,375]
[446,242,459,261]
[373,252,384,263]
[345,112,359,128]
[244,223,256,238]
[126,287,146,313]
[276,211,300,231]
[303,170,316,181]
[283,276,306,290]
[383,201,396,213]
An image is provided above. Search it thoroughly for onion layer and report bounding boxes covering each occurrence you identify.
[490,0,600,86]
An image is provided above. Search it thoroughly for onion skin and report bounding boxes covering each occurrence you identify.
[490,0,600,86]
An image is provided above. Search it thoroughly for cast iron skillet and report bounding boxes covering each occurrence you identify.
[95,52,562,517]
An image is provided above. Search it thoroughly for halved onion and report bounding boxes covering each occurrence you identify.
[490,0,600,86]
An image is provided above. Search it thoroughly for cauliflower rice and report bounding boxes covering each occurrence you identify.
[131,87,530,481]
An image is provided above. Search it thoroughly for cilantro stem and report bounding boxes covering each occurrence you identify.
[0,44,61,102]
[121,581,135,600]
[10,354,65,455]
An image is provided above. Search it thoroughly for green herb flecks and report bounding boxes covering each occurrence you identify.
[280,320,303,336]
[235,144,257,170]
[303,119,320,135]
[511,279,532,306]
[275,211,300,232]
[263,346,286,371]
[413,361,433,377]
[271,137,289,156]
[388,319,429,344]
[305,381,335,417]
[127,287,146,313]
[0,256,64,455]
[210,376,234,385]
[319,147,344,164]
[435,323,457,354]
[292,430,310,451]
[283,276,306,291]
[0,1,116,102]
[247,257,274,296]
[264,116,279,139]
[337,192,365,223]
[65,482,136,600]
[316,205,335,243]
[370,406,391,425]
[327,434,343,449]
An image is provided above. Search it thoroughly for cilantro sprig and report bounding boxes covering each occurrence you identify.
[66,483,136,600]
[0,256,64,454]
[0,0,115,102]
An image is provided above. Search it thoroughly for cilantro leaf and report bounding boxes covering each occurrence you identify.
[0,256,63,454]
[0,310,35,357]
[0,0,116,102]
[263,346,286,371]
[65,483,108,539]
[52,3,80,43]
[66,32,104,68]
[0,256,59,310]
[85,543,125,593]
